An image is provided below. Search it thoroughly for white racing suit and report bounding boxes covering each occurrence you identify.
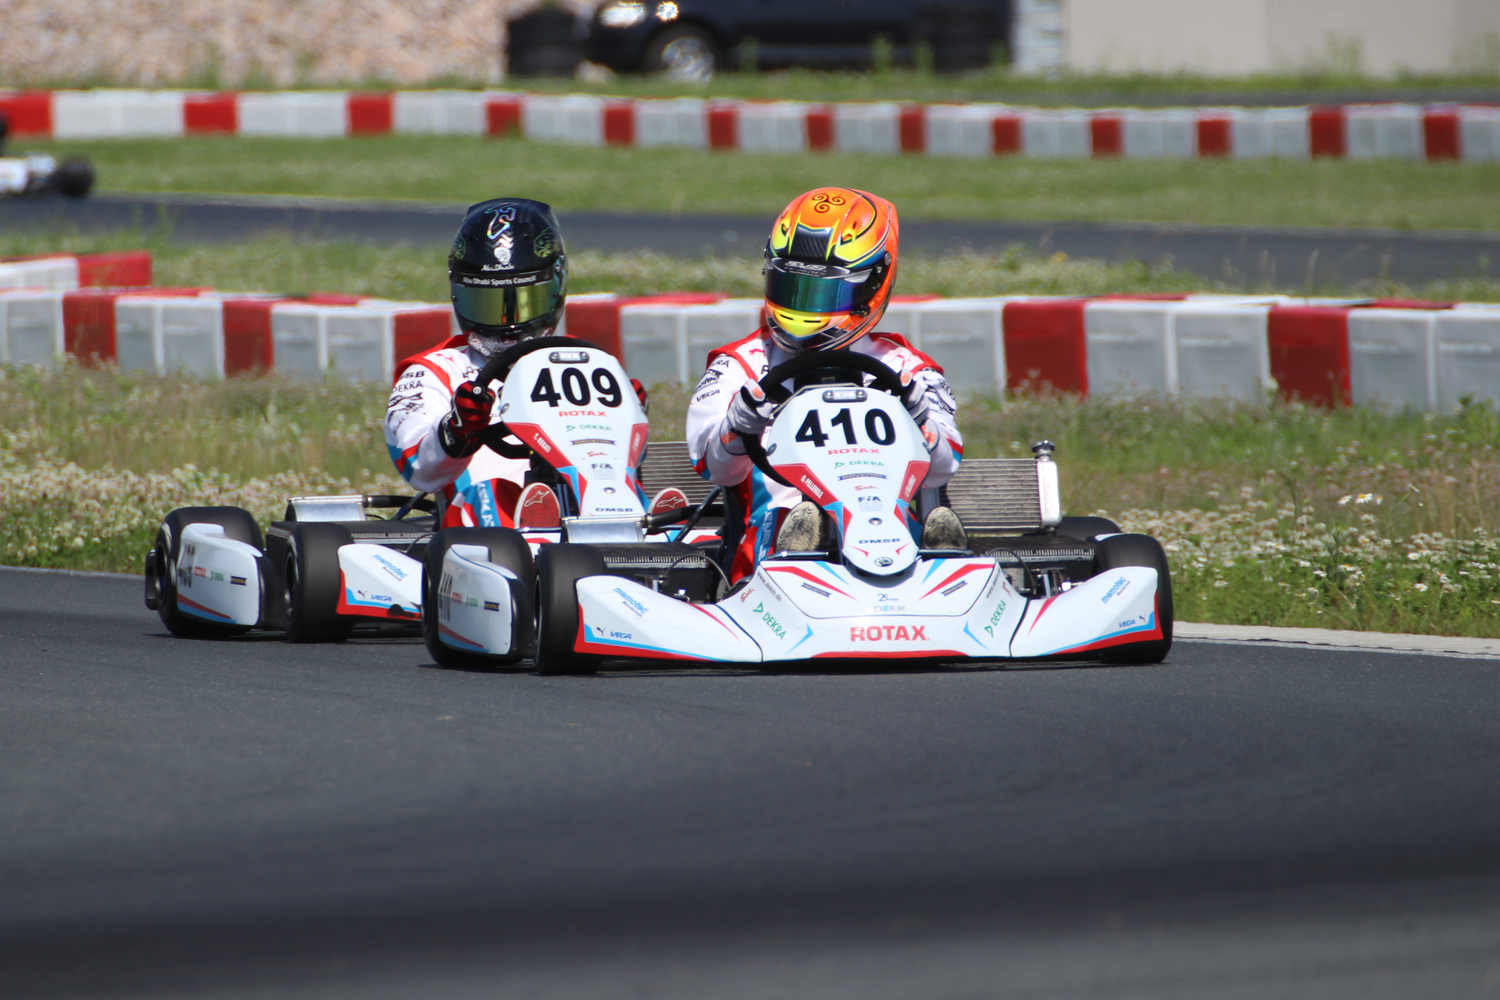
[385,334,530,529]
[686,329,963,582]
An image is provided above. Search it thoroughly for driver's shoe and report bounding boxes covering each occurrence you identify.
[515,483,561,530]
[775,501,823,553]
[921,506,968,550]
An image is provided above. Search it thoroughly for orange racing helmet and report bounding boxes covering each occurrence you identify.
[762,187,899,355]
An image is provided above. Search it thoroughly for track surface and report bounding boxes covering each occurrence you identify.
[6,192,1499,287]
[3,567,1500,998]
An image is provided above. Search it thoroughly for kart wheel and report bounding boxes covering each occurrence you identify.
[534,544,607,676]
[150,506,262,638]
[1056,516,1122,542]
[422,527,536,669]
[283,522,354,643]
[1092,534,1173,664]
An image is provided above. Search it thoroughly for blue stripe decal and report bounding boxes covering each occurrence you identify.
[440,629,488,653]
[1033,613,1157,657]
[585,630,739,660]
[963,620,989,651]
[922,559,945,582]
[179,601,234,623]
[787,624,814,654]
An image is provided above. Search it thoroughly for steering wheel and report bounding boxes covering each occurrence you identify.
[741,349,906,488]
[471,336,604,459]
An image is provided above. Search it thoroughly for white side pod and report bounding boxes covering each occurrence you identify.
[175,523,263,626]
[434,544,525,657]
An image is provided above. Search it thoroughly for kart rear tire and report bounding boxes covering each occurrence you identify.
[283,522,354,643]
[1092,533,1173,664]
[534,544,607,676]
[1056,516,1122,542]
[422,527,536,669]
[149,506,262,638]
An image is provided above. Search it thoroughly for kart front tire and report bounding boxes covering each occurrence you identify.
[283,522,354,643]
[422,527,536,669]
[150,506,262,638]
[1092,533,1173,664]
[534,544,607,676]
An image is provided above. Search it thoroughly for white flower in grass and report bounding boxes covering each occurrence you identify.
[1213,580,1229,589]
[1414,582,1429,592]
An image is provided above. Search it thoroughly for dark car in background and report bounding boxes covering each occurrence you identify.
[584,0,1010,81]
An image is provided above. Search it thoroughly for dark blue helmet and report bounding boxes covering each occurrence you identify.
[449,198,567,348]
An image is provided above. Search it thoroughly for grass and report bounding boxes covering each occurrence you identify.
[3,361,1497,638]
[23,135,1500,232]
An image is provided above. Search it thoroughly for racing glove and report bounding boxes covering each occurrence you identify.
[632,377,649,414]
[438,380,496,458]
[720,383,774,455]
[899,372,941,453]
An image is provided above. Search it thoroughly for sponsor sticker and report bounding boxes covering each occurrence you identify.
[849,625,927,641]
[613,587,649,618]
[230,576,247,586]
[1101,577,1130,604]
[753,602,787,640]
[982,600,1009,637]
[484,601,500,612]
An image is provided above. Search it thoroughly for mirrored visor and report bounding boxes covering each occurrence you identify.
[763,258,872,316]
[451,270,560,328]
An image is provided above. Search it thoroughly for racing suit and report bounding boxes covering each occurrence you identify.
[686,329,963,582]
[385,334,528,528]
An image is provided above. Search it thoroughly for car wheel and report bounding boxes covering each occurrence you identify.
[149,506,262,638]
[423,527,536,669]
[534,544,607,676]
[284,522,355,643]
[1056,516,1122,542]
[644,25,719,83]
[1092,534,1173,664]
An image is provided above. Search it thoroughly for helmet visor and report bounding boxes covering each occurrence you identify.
[452,269,561,328]
[763,258,875,317]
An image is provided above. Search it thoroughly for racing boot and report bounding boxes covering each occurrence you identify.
[775,501,824,553]
[516,482,561,530]
[921,506,968,550]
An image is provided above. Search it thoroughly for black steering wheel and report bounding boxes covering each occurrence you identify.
[470,336,603,459]
[741,350,906,488]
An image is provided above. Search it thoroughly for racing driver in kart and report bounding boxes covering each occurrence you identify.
[687,187,966,583]
[385,197,644,529]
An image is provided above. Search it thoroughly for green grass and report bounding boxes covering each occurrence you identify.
[4,362,1497,638]
[27,135,1500,232]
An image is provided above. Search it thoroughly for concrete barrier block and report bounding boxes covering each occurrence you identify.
[323,308,395,383]
[0,257,79,290]
[1002,298,1088,393]
[1170,303,1273,402]
[927,105,1006,158]
[884,298,1009,396]
[737,102,808,154]
[393,91,487,134]
[633,98,707,148]
[1122,109,1197,158]
[1434,310,1500,409]
[238,92,348,137]
[0,290,64,367]
[681,300,762,379]
[52,90,184,138]
[1347,309,1436,410]
[1084,300,1175,397]
[271,304,328,378]
[1459,107,1500,162]
[833,102,900,155]
[620,306,688,385]
[1346,104,1424,161]
[1021,109,1091,158]
[1231,107,1311,159]
[113,298,159,373]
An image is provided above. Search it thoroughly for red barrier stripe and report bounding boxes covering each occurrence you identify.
[898,104,925,153]
[184,93,237,134]
[707,103,738,149]
[347,92,393,135]
[1196,117,1231,157]
[0,91,52,136]
[1268,306,1351,406]
[1002,300,1088,395]
[485,97,522,137]
[992,114,1022,155]
[1309,106,1346,157]
[1423,110,1460,160]
[806,106,834,151]
[1090,114,1122,157]
[603,101,635,146]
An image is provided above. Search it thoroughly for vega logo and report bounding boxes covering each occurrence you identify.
[981,600,1009,637]
[752,602,787,640]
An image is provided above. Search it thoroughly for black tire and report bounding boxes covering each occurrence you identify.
[423,527,536,669]
[534,544,607,676]
[283,522,354,643]
[52,157,94,198]
[149,506,262,638]
[643,25,720,81]
[1056,516,1123,542]
[1092,534,1173,664]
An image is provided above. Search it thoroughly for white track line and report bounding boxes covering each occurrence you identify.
[1178,622,1500,659]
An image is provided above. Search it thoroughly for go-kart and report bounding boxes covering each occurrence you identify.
[0,116,93,198]
[141,335,706,668]
[527,350,1174,672]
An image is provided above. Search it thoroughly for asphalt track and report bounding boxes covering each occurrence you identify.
[4,566,1500,999]
[5,191,1499,288]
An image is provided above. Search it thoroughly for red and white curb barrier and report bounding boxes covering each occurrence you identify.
[3,90,1498,161]
[0,251,152,291]
[2,256,1496,412]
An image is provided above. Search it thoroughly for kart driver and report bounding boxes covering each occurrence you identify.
[385,197,641,529]
[686,187,966,582]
